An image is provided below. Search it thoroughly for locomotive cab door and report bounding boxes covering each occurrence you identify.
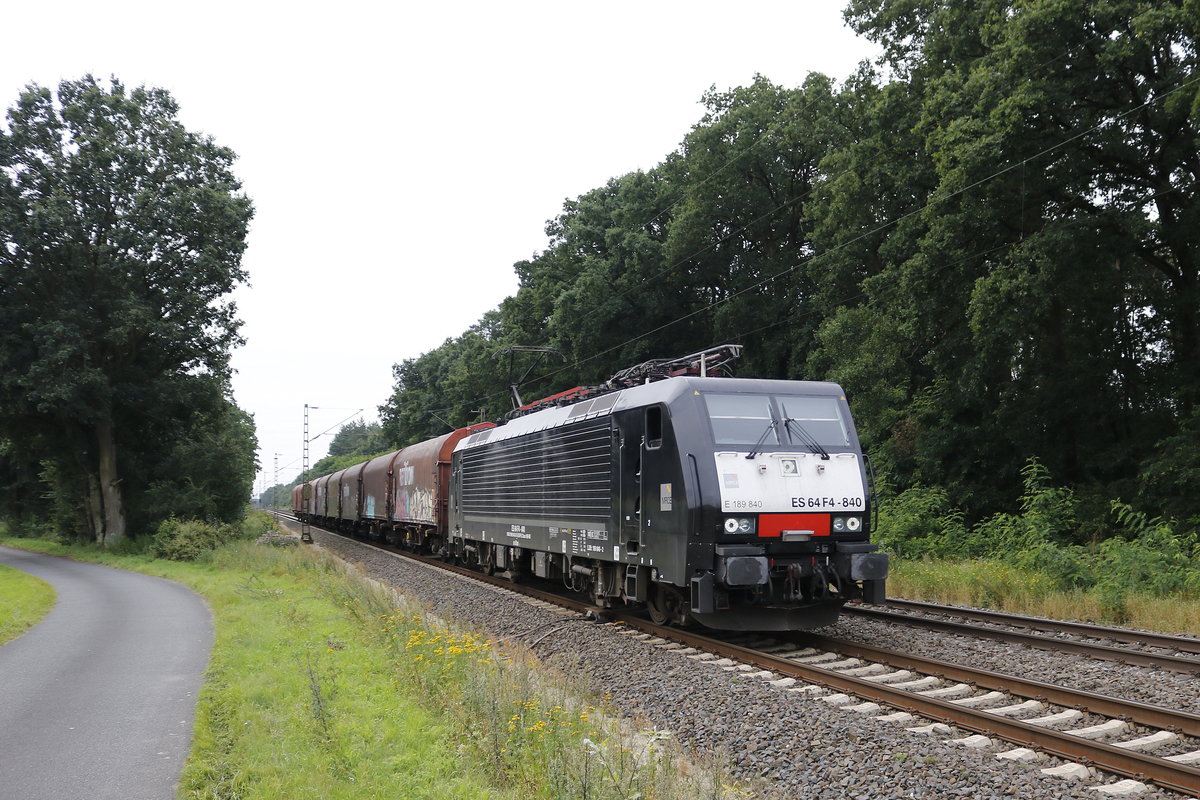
[640,405,670,548]
[617,411,643,554]
[625,405,683,556]
[636,403,691,623]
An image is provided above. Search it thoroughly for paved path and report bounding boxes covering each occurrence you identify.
[0,546,213,800]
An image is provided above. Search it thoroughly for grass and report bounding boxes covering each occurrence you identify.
[181,543,503,799]
[0,562,56,644]
[888,558,1200,635]
[0,527,741,799]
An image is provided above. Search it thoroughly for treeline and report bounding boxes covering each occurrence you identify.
[0,77,257,544]
[378,0,1200,538]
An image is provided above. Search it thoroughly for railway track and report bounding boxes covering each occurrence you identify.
[282,516,1200,796]
[685,629,1200,796]
[874,597,1200,652]
[842,601,1200,674]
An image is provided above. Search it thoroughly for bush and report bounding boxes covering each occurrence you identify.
[876,459,1200,604]
[1013,541,1094,592]
[1094,504,1200,599]
[151,517,231,561]
[3,515,62,542]
[151,511,285,561]
[873,485,969,558]
[236,510,278,541]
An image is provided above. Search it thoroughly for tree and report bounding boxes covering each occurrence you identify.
[371,4,1197,532]
[837,0,1200,517]
[0,76,254,544]
[534,170,688,383]
[139,380,258,525]
[326,418,388,459]
[660,74,849,378]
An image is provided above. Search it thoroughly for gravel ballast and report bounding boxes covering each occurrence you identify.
[308,528,1185,800]
[825,612,1200,713]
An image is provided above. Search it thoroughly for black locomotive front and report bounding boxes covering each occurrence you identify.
[448,374,888,631]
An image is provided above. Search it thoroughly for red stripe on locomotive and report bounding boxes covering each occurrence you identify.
[757,513,831,538]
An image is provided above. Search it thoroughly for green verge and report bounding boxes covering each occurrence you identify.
[0,529,738,800]
[0,562,56,644]
[0,535,498,799]
[876,461,1200,634]
[888,558,1200,636]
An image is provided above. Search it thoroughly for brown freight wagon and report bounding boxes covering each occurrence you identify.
[359,450,401,528]
[314,472,335,523]
[333,462,368,531]
[302,479,319,519]
[356,423,493,552]
[326,468,350,529]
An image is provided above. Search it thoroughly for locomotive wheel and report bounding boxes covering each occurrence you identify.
[648,584,687,626]
[481,545,496,576]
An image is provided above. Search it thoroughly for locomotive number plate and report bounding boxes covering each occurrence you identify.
[714,451,866,513]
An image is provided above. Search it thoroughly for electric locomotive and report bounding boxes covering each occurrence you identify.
[448,345,888,631]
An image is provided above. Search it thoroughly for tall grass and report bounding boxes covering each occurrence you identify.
[874,459,1200,633]
[310,548,745,799]
[180,542,499,799]
[887,559,1200,634]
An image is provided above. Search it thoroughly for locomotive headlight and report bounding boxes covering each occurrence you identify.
[724,517,756,534]
[833,516,863,533]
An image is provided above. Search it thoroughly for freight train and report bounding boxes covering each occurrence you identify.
[295,345,888,630]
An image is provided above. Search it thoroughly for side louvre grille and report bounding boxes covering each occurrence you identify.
[460,417,612,521]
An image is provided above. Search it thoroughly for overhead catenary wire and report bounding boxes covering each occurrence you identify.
[512,70,1200,393]
[557,17,1136,337]
[730,179,1189,344]
[310,409,365,442]
[405,33,1198,424]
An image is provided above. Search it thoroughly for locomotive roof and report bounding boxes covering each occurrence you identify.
[455,376,846,452]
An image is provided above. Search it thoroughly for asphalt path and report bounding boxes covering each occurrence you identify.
[0,546,213,800]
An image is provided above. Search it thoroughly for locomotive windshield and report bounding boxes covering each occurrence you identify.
[779,396,850,446]
[705,393,850,448]
[705,394,778,445]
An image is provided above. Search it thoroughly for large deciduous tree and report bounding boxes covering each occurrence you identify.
[0,76,254,545]
[835,0,1199,513]
[378,0,1199,531]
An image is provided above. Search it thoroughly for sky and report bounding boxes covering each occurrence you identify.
[2,1,880,493]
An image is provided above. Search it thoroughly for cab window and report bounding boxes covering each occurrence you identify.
[779,396,850,446]
[705,394,777,445]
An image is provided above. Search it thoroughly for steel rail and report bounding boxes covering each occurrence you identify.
[607,617,1200,797]
[294,521,1200,795]
[792,633,1200,738]
[877,598,1200,655]
[843,605,1200,674]
[286,516,602,615]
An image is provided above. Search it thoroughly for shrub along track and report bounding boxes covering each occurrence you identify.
[283,516,1200,797]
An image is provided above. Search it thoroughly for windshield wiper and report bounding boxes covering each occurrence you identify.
[745,420,778,459]
[784,418,830,460]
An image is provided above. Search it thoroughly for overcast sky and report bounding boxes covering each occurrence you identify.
[2,1,880,493]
